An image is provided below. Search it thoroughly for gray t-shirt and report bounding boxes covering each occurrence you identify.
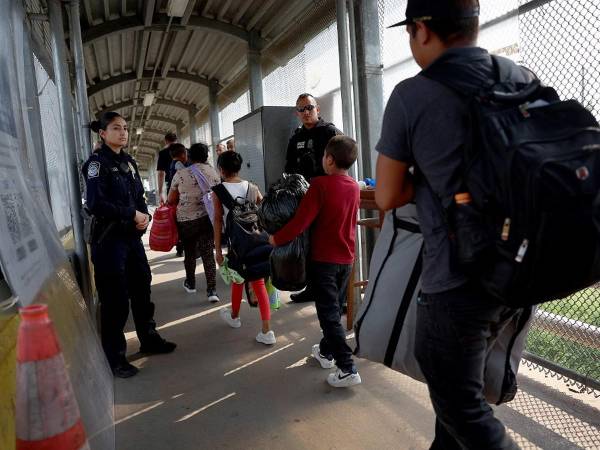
[376,48,499,293]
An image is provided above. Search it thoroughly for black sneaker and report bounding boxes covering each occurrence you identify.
[183,280,196,293]
[139,338,177,355]
[290,290,312,303]
[112,362,139,378]
[207,289,220,303]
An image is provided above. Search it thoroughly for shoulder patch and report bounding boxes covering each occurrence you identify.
[87,161,100,178]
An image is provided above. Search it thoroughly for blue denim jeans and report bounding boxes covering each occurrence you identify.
[415,283,520,449]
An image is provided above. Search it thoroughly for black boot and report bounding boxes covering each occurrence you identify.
[112,361,139,378]
[139,334,177,354]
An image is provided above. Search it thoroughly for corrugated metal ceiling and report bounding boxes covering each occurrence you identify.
[25,0,337,168]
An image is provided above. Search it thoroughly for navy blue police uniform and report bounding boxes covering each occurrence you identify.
[83,144,175,373]
[284,119,341,182]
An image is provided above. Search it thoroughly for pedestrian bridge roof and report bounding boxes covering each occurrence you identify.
[27,0,337,167]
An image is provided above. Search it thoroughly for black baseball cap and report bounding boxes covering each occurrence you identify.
[389,0,480,27]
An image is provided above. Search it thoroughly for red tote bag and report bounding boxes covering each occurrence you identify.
[149,205,178,252]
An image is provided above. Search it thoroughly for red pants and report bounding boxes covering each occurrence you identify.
[231,279,270,321]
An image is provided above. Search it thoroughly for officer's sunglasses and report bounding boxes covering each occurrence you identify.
[296,104,316,113]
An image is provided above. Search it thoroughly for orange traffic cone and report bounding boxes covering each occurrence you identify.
[16,304,90,450]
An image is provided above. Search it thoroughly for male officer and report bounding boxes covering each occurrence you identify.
[285,93,341,182]
[285,93,341,303]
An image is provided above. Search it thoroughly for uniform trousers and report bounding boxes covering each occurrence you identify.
[92,237,158,367]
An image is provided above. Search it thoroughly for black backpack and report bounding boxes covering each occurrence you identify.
[422,55,600,307]
[212,183,272,281]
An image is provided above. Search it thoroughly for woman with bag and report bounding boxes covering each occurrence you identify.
[212,151,276,345]
[168,143,220,302]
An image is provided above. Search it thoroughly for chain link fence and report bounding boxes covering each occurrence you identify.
[518,0,600,396]
[33,55,72,238]
[219,91,251,140]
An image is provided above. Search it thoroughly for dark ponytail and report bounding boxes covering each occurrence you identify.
[90,111,123,136]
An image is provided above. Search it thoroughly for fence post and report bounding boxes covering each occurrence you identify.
[47,0,92,303]
[69,0,92,163]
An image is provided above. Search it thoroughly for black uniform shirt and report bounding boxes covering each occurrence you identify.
[285,119,341,181]
[83,144,148,228]
[157,146,173,191]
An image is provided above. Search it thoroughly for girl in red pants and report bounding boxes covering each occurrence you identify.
[212,151,275,345]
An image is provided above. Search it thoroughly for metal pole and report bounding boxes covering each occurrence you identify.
[47,0,91,302]
[348,0,368,285]
[336,0,355,139]
[347,0,363,179]
[188,109,198,144]
[209,79,221,148]
[69,0,92,161]
[352,0,384,275]
[248,31,264,111]
[353,0,384,179]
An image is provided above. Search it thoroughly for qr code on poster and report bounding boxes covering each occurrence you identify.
[0,192,34,246]
[1,192,21,244]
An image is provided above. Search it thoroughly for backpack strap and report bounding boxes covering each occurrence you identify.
[189,165,211,195]
[212,183,236,210]
[491,55,514,84]
[245,183,259,203]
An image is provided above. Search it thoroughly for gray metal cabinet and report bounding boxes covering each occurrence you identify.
[233,106,299,193]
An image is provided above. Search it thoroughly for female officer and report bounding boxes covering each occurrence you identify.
[84,112,176,378]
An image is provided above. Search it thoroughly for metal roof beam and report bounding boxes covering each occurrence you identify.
[120,113,185,129]
[160,33,180,78]
[87,70,220,97]
[144,0,156,26]
[246,0,277,31]
[138,137,163,146]
[143,115,185,128]
[82,14,265,47]
[142,128,172,136]
[181,0,197,25]
[96,98,198,116]
[232,0,253,25]
[217,0,232,21]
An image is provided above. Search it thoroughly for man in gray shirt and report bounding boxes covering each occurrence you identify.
[375,0,523,448]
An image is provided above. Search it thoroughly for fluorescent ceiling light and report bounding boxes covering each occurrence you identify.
[136,128,143,135]
[167,0,189,17]
[143,92,155,107]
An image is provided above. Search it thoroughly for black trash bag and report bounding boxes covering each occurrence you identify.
[270,233,309,291]
[259,174,309,234]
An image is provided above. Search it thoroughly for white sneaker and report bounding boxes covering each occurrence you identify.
[327,368,362,388]
[207,290,220,303]
[219,308,241,328]
[256,330,276,345]
[311,344,335,369]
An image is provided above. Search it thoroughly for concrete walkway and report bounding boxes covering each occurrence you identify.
[115,243,600,450]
